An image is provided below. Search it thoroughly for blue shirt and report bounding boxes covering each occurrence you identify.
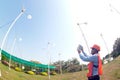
[79,52,99,76]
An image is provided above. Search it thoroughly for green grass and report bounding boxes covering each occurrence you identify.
[0,56,120,80]
[101,56,120,80]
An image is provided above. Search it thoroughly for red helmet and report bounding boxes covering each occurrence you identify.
[91,44,100,51]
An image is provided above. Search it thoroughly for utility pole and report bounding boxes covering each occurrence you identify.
[59,53,62,75]
[0,7,25,61]
[77,22,89,71]
[0,7,25,77]
[77,22,90,54]
[100,33,111,62]
[9,38,16,70]
[47,42,55,80]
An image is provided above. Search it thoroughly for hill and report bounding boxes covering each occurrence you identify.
[0,56,120,80]
[101,56,120,80]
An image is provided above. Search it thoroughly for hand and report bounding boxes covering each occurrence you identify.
[77,44,83,50]
[77,50,81,54]
[81,48,84,52]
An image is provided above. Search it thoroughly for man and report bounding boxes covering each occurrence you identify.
[77,44,103,80]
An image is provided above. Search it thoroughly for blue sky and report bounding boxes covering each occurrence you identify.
[0,0,76,64]
[0,0,120,64]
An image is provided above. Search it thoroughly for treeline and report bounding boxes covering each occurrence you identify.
[52,58,87,73]
[104,37,120,59]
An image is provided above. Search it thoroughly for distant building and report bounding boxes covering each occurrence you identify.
[103,57,113,64]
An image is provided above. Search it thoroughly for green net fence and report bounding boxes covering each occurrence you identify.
[1,50,55,69]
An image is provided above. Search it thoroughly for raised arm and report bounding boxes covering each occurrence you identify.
[79,53,98,62]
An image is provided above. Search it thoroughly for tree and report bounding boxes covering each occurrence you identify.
[111,38,120,58]
[30,60,41,64]
[52,58,82,73]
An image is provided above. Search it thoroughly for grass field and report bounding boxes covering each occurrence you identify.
[0,56,120,80]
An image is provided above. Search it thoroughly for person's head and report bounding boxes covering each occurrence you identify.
[91,44,100,55]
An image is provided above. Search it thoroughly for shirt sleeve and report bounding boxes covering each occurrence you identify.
[82,51,88,57]
[79,53,98,62]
